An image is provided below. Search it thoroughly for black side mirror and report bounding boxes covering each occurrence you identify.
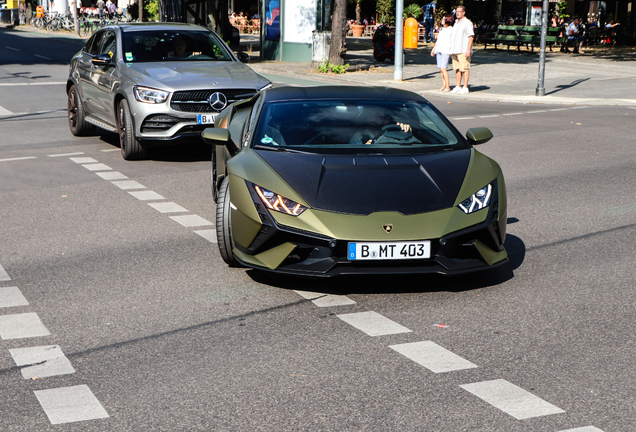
[466,127,493,145]
[91,53,114,67]
[236,51,250,63]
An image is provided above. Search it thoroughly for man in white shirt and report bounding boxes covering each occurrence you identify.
[567,17,585,54]
[449,6,474,95]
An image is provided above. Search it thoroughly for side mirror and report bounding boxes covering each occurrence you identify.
[91,53,114,67]
[236,51,250,63]
[466,127,493,145]
[202,128,230,145]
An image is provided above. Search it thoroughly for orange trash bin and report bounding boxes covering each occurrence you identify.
[404,17,419,49]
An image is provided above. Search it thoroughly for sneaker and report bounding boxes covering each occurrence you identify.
[458,87,469,95]
[450,86,462,94]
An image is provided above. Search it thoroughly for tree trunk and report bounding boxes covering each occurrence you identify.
[328,0,347,65]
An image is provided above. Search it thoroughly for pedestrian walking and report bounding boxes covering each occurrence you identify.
[430,14,454,92]
[421,0,436,43]
[449,5,474,95]
[97,0,105,18]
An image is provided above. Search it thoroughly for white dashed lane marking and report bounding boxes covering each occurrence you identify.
[70,157,98,164]
[34,385,109,424]
[48,152,85,157]
[100,148,120,152]
[4,46,19,51]
[293,290,357,307]
[0,312,51,340]
[148,202,188,213]
[33,54,52,60]
[557,427,604,432]
[0,156,37,162]
[389,341,478,373]
[95,171,128,180]
[169,215,213,227]
[0,286,29,308]
[0,263,11,281]
[128,190,165,201]
[194,229,218,243]
[460,379,565,420]
[82,163,112,172]
[337,311,412,336]
[111,180,145,190]
[9,345,76,379]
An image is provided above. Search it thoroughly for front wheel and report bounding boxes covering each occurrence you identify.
[117,99,146,160]
[216,177,240,267]
[67,84,95,136]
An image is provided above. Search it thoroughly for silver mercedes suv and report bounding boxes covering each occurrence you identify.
[67,22,272,160]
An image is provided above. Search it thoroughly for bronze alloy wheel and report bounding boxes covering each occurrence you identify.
[117,99,146,160]
[67,85,94,136]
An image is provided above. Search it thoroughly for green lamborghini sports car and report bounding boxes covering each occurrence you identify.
[202,86,507,276]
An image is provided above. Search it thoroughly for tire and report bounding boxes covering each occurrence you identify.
[117,99,146,160]
[67,84,95,136]
[211,147,218,203]
[216,177,240,267]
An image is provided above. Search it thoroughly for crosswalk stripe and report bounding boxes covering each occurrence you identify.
[0,286,29,308]
[82,163,112,172]
[169,215,213,227]
[111,180,145,190]
[0,312,51,340]
[128,190,165,201]
[460,379,565,420]
[95,171,128,180]
[148,202,188,213]
[337,311,412,336]
[9,345,76,379]
[194,229,217,243]
[34,385,109,424]
[312,295,356,307]
[0,263,11,281]
[556,427,604,432]
[389,341,478,373]
[70,157,97,164]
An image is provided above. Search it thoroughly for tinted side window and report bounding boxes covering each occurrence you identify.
[86,32,105,56]
[100,31,117,59]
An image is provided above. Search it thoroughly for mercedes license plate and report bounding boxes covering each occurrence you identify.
[347,241,431,260]
[197,114,218,124]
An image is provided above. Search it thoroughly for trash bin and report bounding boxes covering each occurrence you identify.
[312,31,331,67]
[404,17,418,49]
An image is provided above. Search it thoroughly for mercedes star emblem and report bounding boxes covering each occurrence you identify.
[208,92,227,111]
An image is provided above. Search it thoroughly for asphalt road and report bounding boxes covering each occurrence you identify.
[1,29,635,432]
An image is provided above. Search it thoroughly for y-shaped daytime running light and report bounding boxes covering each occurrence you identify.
[254,185,306,216]
[458,184,492,214]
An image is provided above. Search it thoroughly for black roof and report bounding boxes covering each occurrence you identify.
[261,86,428,103]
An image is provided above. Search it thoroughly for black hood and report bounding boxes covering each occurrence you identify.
[255,150,471,215]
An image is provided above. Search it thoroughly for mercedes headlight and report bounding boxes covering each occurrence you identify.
[254,185,306,216]
[133,86,170,104]
[458,184,492,214]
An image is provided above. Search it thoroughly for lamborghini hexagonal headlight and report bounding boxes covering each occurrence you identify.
[254,184,307,216]
[458,183,492,214]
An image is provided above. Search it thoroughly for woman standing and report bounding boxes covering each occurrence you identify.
[430,14,454,92]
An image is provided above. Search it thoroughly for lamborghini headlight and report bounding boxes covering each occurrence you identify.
[458,184,492,214]
[254,185,306,216]
[133,86,170,104]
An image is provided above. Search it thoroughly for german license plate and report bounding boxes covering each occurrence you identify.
[347,241,431,260]
[197,114,218,124]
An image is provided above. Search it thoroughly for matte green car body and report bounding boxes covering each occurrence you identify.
[204,87,508,276]
[225,148,507,271]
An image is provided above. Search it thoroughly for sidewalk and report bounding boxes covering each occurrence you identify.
[246,36,636,106]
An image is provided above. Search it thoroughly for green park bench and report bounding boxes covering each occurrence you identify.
[484,25,561,52]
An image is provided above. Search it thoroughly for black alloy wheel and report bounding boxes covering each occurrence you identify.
[216,177,240,267]
[67,85,94,136]
[117,99,147,160]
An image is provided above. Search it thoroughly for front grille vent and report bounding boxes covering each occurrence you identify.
[141,114,181,133]
[170,89,258,113]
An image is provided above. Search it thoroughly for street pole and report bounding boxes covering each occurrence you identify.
[394,0,404,81]
[535,0,549,96]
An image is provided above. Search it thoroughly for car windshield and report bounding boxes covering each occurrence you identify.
[252,100,466,155]
[122,29,232,62]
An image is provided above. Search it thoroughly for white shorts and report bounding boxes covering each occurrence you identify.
[436,52,450,69]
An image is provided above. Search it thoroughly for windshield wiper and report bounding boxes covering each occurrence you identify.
[253,144,313,154]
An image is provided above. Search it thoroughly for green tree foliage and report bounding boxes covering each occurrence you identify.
[144,0,159,21]
[403,4,422,19]
[554,1,569,21]
[376,0,394,25]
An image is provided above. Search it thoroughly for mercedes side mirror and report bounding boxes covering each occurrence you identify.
[466,127,493,145]
[236,51,250,63]
[91,53,114,67]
